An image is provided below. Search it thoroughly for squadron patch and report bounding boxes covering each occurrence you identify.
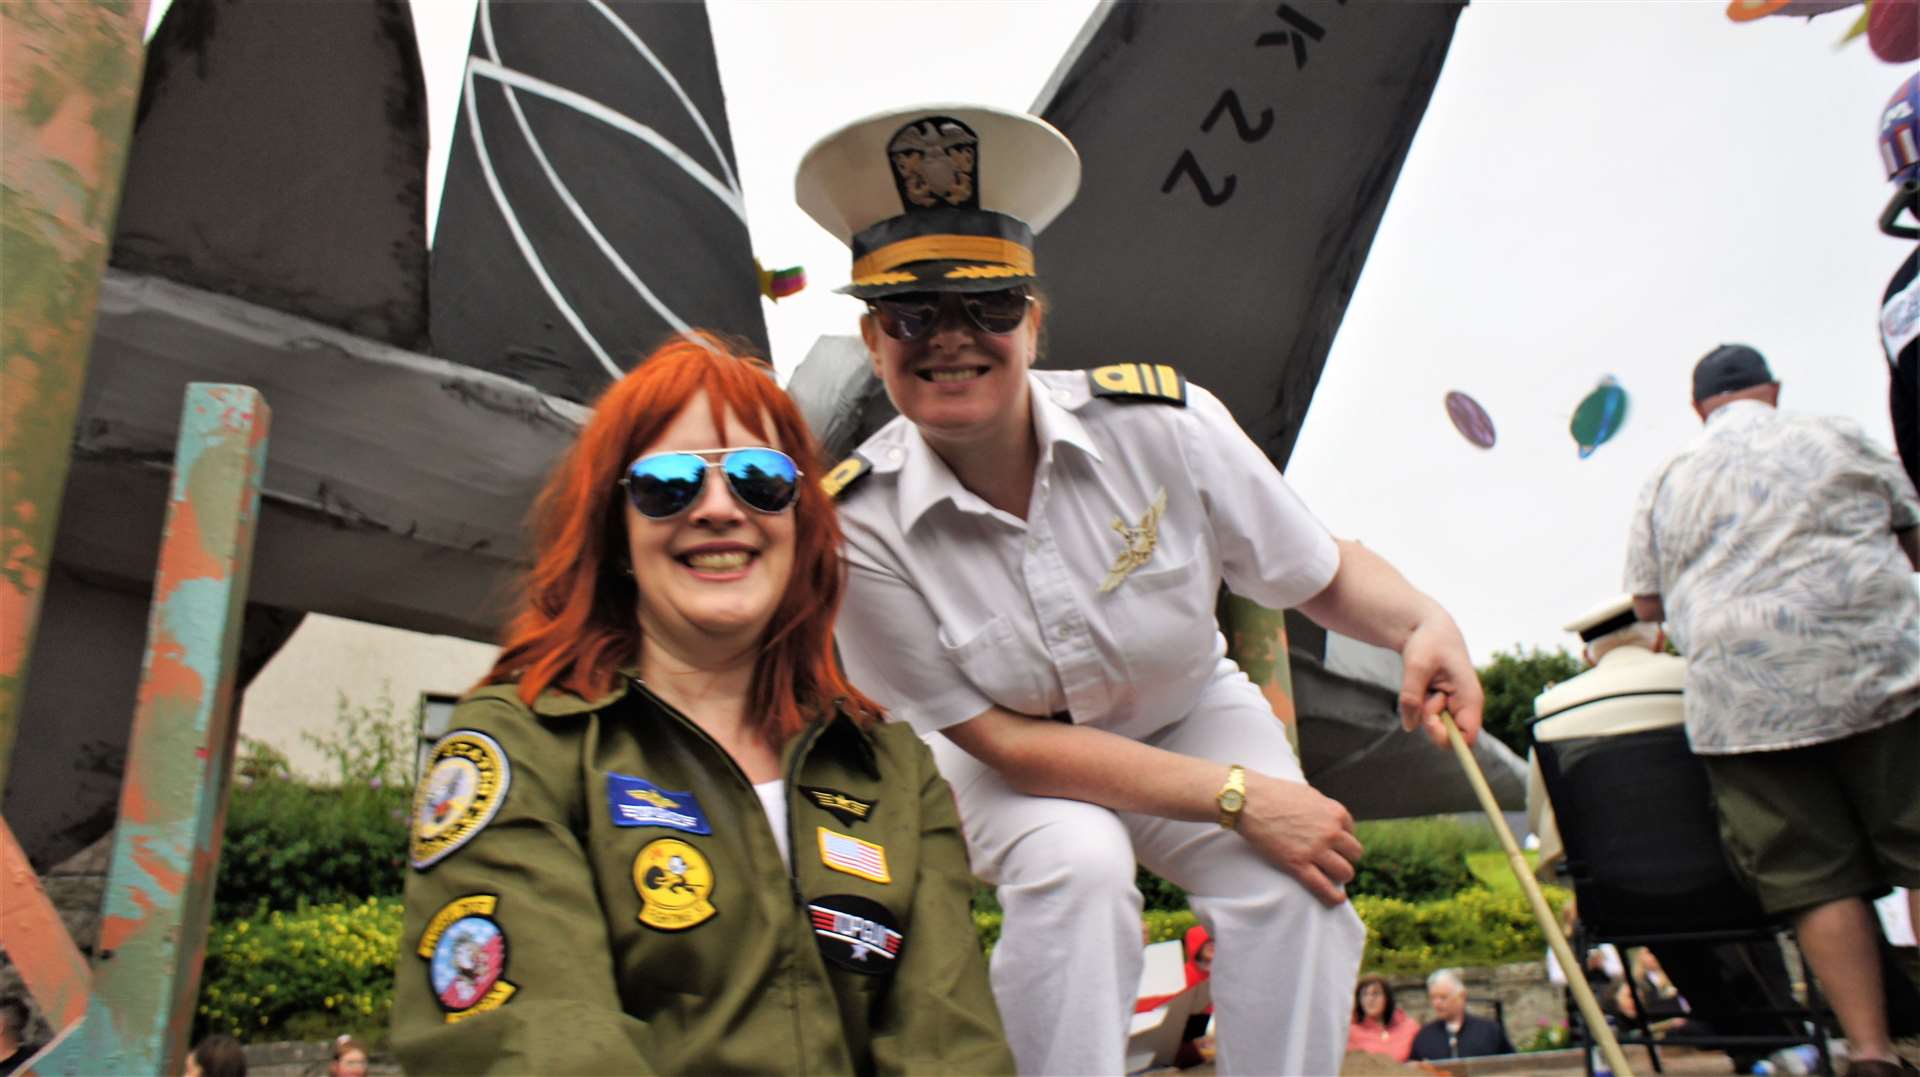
[820,453,871,500]
[799,785,876,827]
[632,838,717,931]
[410,730,511,870]
[817,827,892,884]
[808,894,905,975]
[417,894,516,1022]
[1088,363,1187,405]
[605,773,711,835]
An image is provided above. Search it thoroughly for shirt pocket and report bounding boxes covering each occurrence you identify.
[937,614,1055,717]
[1107,550,1218,698]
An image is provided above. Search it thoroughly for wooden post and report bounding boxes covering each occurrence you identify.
[35,385,269,1076]
[0,0,151,792]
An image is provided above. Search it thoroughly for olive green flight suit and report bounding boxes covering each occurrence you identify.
[392,676,1012,1075]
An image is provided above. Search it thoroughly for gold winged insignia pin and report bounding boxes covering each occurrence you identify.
[1099,488,1167,593]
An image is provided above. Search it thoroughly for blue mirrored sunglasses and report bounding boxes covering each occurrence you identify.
[619,447,800,520]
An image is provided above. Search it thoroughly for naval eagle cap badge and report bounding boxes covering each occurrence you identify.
[887,116,980,211]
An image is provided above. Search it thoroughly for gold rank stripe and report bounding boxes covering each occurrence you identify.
[1089,362,1187,404]
[820,453,870,499]
[852,234,1035,279]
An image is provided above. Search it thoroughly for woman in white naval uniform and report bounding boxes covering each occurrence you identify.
[796,104,1486,1076]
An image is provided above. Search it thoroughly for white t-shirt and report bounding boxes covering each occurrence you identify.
[753,779,790,872]
[835,370,1338,742]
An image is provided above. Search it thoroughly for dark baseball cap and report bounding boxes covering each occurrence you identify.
[1692,344,1774,402]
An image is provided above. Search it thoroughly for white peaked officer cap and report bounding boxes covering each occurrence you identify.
[1563,595,1642,643]
[795,103,1081,298]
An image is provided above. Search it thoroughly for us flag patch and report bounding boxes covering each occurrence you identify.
[817,827,891,884]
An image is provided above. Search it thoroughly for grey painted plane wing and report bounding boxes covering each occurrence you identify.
[1033,0,1463,467]
[429,0,767,402]
[109,0,431,350]
[1286,611,1528,819]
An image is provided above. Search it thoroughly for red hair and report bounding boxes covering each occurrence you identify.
[486,333,876,744]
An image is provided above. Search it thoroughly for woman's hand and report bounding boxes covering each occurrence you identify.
[1237,769,1363,907]
[1397,612,1484,749]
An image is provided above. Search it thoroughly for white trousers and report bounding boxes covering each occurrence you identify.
[930,667,1365,1076]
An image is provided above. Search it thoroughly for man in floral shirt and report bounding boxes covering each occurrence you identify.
[1625,343,1920,1077]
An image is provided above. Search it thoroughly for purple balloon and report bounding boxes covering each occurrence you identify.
[1445,390,1496,449]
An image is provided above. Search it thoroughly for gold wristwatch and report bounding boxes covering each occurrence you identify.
[1216,764,1247,830]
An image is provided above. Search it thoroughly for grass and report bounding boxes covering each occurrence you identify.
[1465,849,1539,894]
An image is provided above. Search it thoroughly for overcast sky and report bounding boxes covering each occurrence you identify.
[151,0,1917,662]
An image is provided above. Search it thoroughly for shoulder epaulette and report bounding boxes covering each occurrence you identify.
[820,452,872,500]
[1088,363,1187,406]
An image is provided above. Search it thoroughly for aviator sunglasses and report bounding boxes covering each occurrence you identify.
[867,287,1033,342]
[619,447,801,520]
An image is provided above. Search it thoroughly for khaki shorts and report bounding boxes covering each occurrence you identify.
[1703,711,1920,917]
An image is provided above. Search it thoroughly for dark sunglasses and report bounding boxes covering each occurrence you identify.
[867,287,1033,341]
[619,447,800,520]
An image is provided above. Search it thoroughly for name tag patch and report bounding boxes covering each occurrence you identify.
[808,894,905,974]
[417,894,516,1022]
[818,827,891,884]
[411,731,512,870]
[606,773,711,834]
[799,785,876,826]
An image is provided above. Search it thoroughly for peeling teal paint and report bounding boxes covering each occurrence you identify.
[38,386,268,1076]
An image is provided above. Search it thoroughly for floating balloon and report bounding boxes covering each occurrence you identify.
[1725,0,1857,21]
[1867,0,1919,63]
[1570,376,1630,458]
[1444,390,1497,449]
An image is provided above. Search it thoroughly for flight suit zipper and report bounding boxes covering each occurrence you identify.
[625,676,829,1072]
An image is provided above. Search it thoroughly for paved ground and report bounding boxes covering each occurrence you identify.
[246,1036,1920,1074]
[1145,1038,1920,1076]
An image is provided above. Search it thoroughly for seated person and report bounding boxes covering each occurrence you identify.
[1172,925,1218,1067]
[389,338,1011,1073]
[1408,969,1514,1061]
[1347,974,1418,1062]
[1630,949,1689,1022]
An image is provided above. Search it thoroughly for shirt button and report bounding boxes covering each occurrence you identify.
[1052,389,1070,404]
[1026,538,1039,553]
[887,447,904,463]
[1054,624,1072,640]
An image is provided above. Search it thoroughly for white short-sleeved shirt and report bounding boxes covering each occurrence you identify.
[833,369,1339,740]
[1623,400,1920,754]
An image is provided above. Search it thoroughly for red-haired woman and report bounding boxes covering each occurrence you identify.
[391,336,1011,1074]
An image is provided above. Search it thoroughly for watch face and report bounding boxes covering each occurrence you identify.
[1220,790,1245,813]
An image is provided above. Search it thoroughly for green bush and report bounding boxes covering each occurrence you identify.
[214,690,416,919]
[1354,884,1570,974]
[195,897,403,1046]
[1143,908,1197,944]
[216,778,410,919]
[1349,816,1498,902]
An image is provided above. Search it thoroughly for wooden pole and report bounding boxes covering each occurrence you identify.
[1440,712,1635,1077]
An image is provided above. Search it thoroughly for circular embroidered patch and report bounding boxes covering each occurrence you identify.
[411,730,511,870]
[632,837,717,931]
[807,893,905,975]
[430,914,507,1012]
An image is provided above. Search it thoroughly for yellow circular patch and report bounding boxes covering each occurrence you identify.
[632,838,717,931]
[411,731,511,870]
